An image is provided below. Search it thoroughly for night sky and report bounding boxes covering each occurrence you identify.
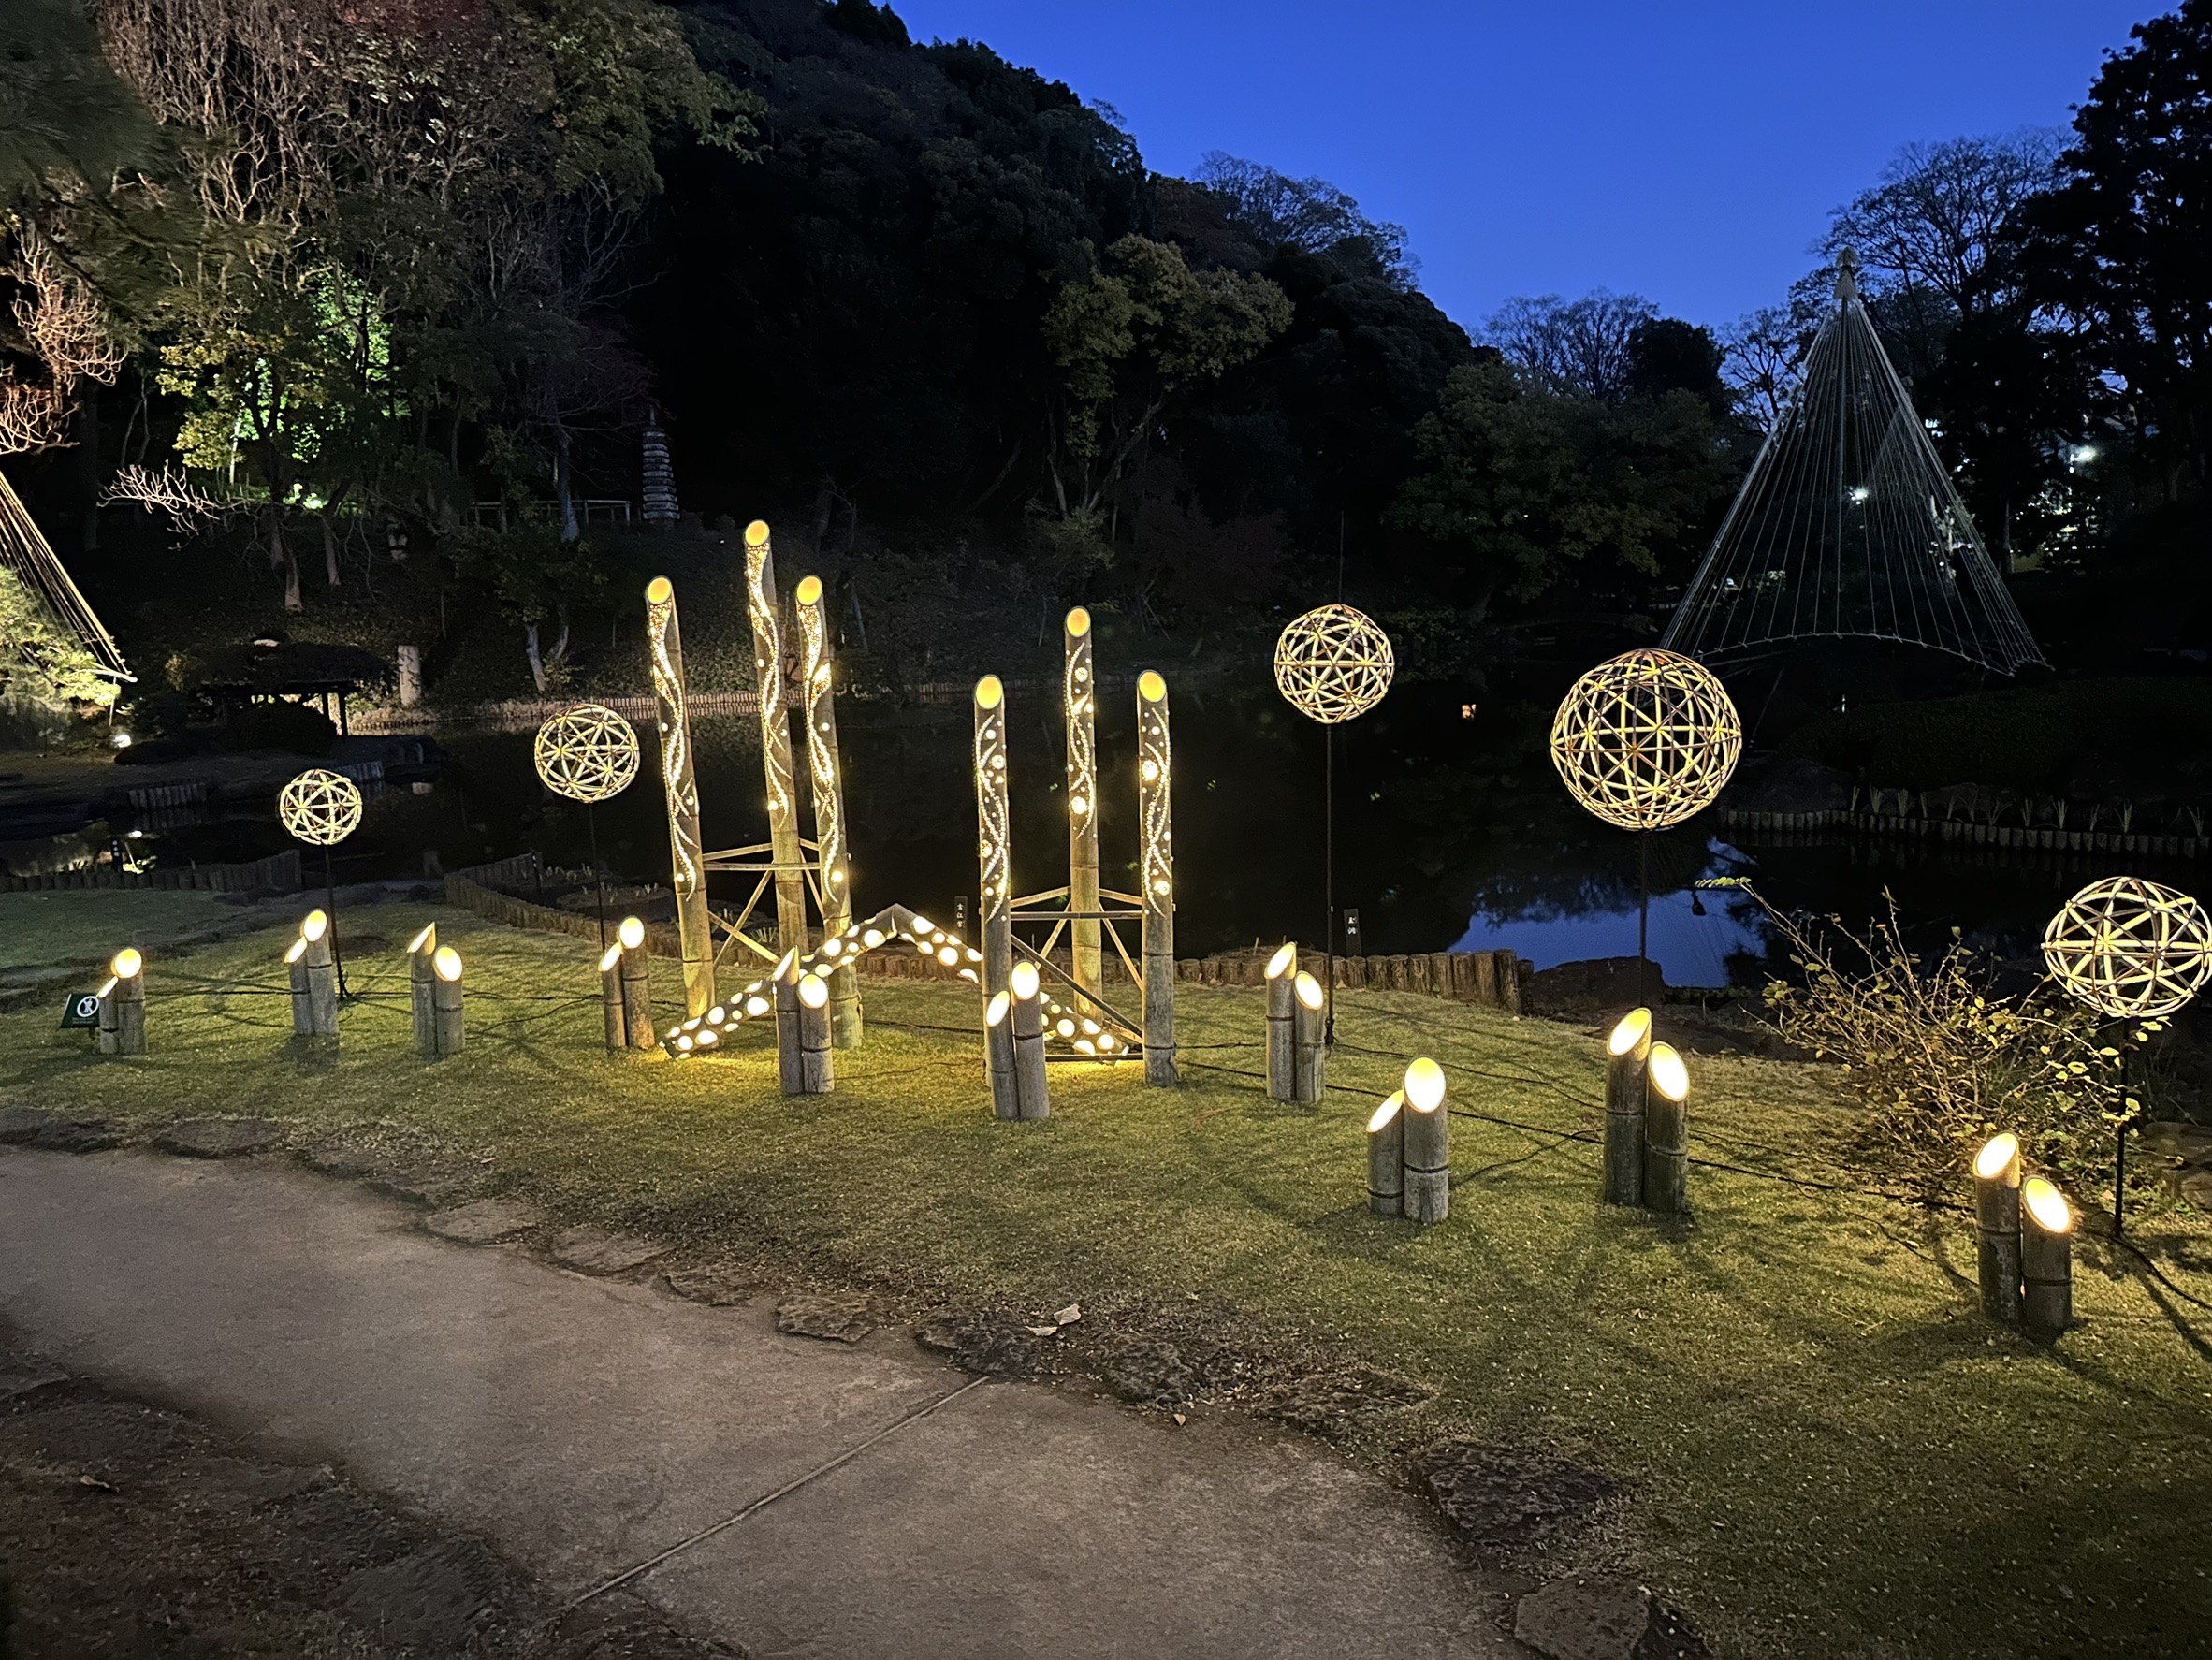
[892,1,2160,331]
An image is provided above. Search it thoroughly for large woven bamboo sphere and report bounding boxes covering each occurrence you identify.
[2042,876,2212,1018]
[1273,604,1394,724]
[533,703,641,803]
[278,767,364,846]
[1550,648,1741,831]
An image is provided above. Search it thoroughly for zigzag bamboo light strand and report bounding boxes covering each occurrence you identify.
[645,575,716,1016]
[795,574,860,1046]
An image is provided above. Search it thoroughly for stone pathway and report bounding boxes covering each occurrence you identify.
[0,1146,1535,1658]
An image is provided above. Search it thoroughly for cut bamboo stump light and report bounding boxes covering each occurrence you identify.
[1367,1091,1405,1217]
[1291,970,1326,1102]
[408,925,438,1057]
[1642,1042,1690,1215]
[2021,1178,2076,1341]
[985,992,1019,1120]
[99,949,145,1056]
[600,943,628,1053]
[1973,1133,2024,1325]
[1011,961,1050,1120]
[429,946,465,1058]
[301,910,340,1039]
[1265,943,1298,1099]
[796,971,833,1094]
[287,938,313,1035]
[1402,1057,1450,1224]
[617,916,654,1052]
[773,954,807,1096]
[1602,1007,1651,1206]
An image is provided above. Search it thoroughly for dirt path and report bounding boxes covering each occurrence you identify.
[0,1146,1527,1658]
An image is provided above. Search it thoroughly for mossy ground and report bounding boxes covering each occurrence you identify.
[4,899,2209,1658]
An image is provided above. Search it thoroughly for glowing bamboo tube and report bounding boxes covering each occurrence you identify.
[1264,942,1298,1099]
[797,970,833,1094]
[1402,1058,1449,1224]
[974,676,1012,1003]
[617,914,654,1052]
[646,575,716,1016]
[744,522,810,961]
[1642,1042,1690,1215]
[1011,959,1050,1121]
[1137,670,1176,1085]
[430,945,465,1058]
[2021,1178,2076,1340]
[1602,1007,1652,1206]
[1367,1091,1404,1216]
[1973,1133,2023,1325]
[408,924,438,1056]
[600,942,627,1052]
[772,951,806,1096]
[286,936,313,1035]
[794,573,860,1047]
[301,909,339,1038]
[1291,969,1326,1102]
[984,990,1019,1120]
[1064,607,1101,998]
[100,947,145,1056]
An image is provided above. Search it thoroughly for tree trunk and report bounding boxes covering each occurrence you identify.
[271,515,302,613]
[525,623,547,692]
[320,511,342,588]
[555,424,579,543]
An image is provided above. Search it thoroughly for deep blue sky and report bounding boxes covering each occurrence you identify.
[893,1,2161,332]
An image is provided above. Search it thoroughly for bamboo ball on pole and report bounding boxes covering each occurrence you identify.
[278,769,364,846]
[532,703,642,803]
[1549,649,1741,831]
[1273,604,1394,724]
[2041,876,2212,1019]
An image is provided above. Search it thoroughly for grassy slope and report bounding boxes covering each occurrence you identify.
[0,891,238,973]
[3,900,2208,1658]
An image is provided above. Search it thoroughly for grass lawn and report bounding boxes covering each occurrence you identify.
[4,899,2209,1658]
[0,890,240,974]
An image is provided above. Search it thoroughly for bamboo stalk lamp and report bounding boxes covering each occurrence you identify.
[1402,1057,1450,1224]
[1602,1007,1652,1205]
[794,574,861,1047]
[645,575,717,1016]
[1291,970,1326,1102]
[1973,1133,2023,1325]
[408,924,438,1056]
[1138,670,1176,1085]
[617,915,654,1052]
[796,970,833,1094]
[429,945,465,1058]
[771,951,804,1090]
[974,677,1012,1007]
[1011,959,1051,1120]
[2020,1178,2076,1341]
[745,523,811,958]
[286,935,313,1035]
[1065,607,1102,998]
[1368,1091,1405,1216]
[599,942,627,1052]
[1265,943,1298,1099]
[985,991,1019,1120]
[298,910,339,1038]
[1642,1042,1690,1215]
[98,948,145,1056]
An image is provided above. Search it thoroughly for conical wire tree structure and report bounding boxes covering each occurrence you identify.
[1662,253,2044,676]
[0,464,130,683]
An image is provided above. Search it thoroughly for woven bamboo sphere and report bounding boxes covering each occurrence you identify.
[277,767,364,847]
[2042,876,2212,1018]
[533,703,641,803]
[1273,604,1394,724]
[1550,648,1741,831]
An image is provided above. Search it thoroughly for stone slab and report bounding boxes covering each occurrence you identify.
[154,1118,286,1159]
[424,1198,542,1244]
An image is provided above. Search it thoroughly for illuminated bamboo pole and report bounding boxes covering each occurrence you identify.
[1291,969,1326,1102]
[617,916,654,1052]
[2020,1178,2076,1340]
[302,909,339,1038]
[1973,1133,2023,1325]
[1065,606,1101,997]
[646,575,716,1016]
[744,522,809,960]
[1642,1042,1690,1215]
[430,946,465,1058]
[1264,942,1297,1099]
[1137,670,1176,1085]
[1602,1007,1652,1206]
[286,937,313,1035]
[1367,1091,1404,1216]
[984,991,1019,1120]
[1011,960,1050,1121]
[794,574,860,1047]
[974,677,1012,1002]
[100,949,145,1056]
[408,924,438,1056]
[599,942,627,1052]
[1402,1058,1449,1224]
[797,970,834,1094]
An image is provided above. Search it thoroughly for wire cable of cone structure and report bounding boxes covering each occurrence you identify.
[0,464,131,681]
[1661,252,2044,677]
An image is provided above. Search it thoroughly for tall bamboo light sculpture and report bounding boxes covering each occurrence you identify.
[532,702,641,946]
[1064,607,1102,998]
[1602,1007,1652,1206]
[278,767,365,999]
[2042,876,2212,1230]
[1973,1133,2024,1325]
[794,574,860,1046]
[98,948,145,1056]
[1137,670,1176,1085]
[1273,604,1395,1037]
[646,575,716,1016]
[975,675,1013,1009]
[745,522,811,957]
[1550,648,1741,1004]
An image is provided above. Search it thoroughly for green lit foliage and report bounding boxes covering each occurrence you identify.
[0,562,114,712]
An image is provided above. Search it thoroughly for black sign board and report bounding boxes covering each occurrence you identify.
[59,991,103,1030]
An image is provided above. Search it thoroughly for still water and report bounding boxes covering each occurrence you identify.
[107,683,2188,989]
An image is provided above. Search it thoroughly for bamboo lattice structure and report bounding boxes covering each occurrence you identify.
[277,769,362,846]
[1550,648,1742,832]
[0,463,129,682]
[2042,876,2212,1019]
[1273,604,1394,724]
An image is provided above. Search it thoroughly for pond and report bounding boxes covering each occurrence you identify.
[95,679,2209,991]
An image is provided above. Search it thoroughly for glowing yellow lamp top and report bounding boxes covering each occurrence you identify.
[1608,1006,1652,1056]
[303,909,329,942]
[284,937,308,965]
[645,575,674,605]
[773,949,799,983]
[1294,970,1325,1011]
[1648,1043,1689,1102]
[1066,606,1091,637]
[599,944,624,973]
[795,575,823,605]
[1266,942,1298,981]
[745,520,770,547]
[1137,669,1167,703]
[1011,961,1041,1000]
[432,945,463,983]
[110,948,142,980]
[1973,1132,2021,1183]
[986,991,1011,1027]
[1404,1056,1446,1113]
[2023,1177,2076,1235]
[1368,1091,1404,1132]
[798,972,829,1010]
[407,924,436,955]
[618,915,647,951]
[975,675,1004,711]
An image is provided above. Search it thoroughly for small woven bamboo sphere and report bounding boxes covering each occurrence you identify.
[2042,876,2212,1018]
[1273,604,1395,724]
[1550,648,1741,831]
[533,703,642,803]
[278,768,364,847]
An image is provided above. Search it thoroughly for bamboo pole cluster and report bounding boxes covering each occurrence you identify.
[97,948,145,1056]
[287,910,339,1039]
[1264,946,1327,1103]
[773,951,833,1095]
[1596,1010,1690,1214]
[599,915,655,1053]
[645,575,716,1017]
[1369,1058,1450,1222]
[1973,1133,2075,1341]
